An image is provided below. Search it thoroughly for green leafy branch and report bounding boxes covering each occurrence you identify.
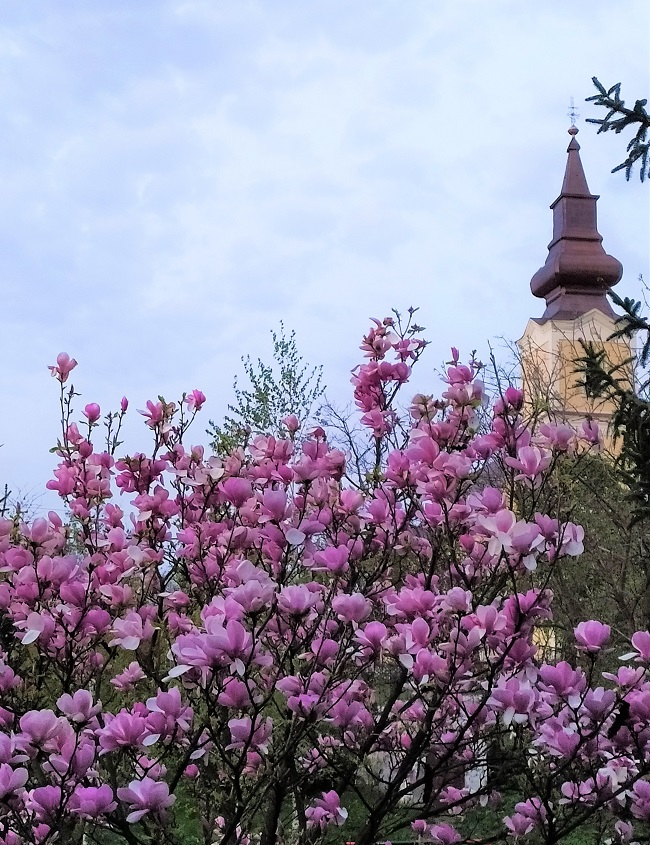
[586,77,650,182]
[575,289,650,525]
[208,322,325,455]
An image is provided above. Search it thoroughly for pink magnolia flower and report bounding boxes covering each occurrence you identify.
[503,386,524,410]
[411,822,461,845]
[218,677,256,708]
[631,630,650,661]
[539,422,575,451]
[226,716,272,755]
[328,698,372,731]
[305,790,348,830]
[631,779,650,820]
[220,477,253,508]
[117,777,175,824]
[428,824,461,845]
[313,545,350,575]
[98,711,148,753]
[282,414,300,433]
[19,710,63,750]
[48,352,77,383]
[277,584,321,617]
[139,400,166,429]
[538,662,586,704]
[25,785,62,822]
[505,797,547,838]
[580,418,602,446]
[557,522,584,557]
[57,690,101,723]
[355,621,388,658]
[488,678,537,726]
[111,661,146,691]
[615,820,635,842]
[228,579,276,614]
[17,611,54,646]
[136,754,167,780]
[83,403,101,424]
[69,785,117,819]
[332,593,372,624]
[109,611,156,651]
[145,687,193,736]
[504,445,552,482]
[574,620,611,653]
[171,618,254,674]
[0,764,27,800]
[185,389,206,412]
[360,408,394,438]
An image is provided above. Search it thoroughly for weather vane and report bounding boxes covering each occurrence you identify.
[568,97,580,127]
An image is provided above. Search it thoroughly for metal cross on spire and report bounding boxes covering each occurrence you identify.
[568,96,580,127]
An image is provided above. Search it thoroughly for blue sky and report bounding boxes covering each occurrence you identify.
[1,0,648,513]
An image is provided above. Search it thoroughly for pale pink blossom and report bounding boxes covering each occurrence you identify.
[574,620,611,653]
[48,352,77,383]
[185,389,206,411]
[117,777,175,824]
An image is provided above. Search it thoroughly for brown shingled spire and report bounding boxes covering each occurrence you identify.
[530,126,623,321]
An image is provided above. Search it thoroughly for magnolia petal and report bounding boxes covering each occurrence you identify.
[21,629,41,645]
[167,664,191,677]
[285,528,306,546]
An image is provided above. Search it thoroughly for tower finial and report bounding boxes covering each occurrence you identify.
[568,96,580,129]
[529,127,622,321]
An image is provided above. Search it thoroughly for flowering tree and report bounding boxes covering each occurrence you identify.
[1,324,650,845]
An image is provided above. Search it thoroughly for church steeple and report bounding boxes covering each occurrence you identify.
[530,126,623,321]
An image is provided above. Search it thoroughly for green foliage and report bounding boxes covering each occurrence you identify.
[573,284,650,630]
[586,77,650,182]
[607,289,650,367]
[536,452,648,641]
[576,290,650,527]
[208,323,325,455]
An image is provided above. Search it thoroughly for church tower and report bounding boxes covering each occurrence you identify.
[518,126,630,444]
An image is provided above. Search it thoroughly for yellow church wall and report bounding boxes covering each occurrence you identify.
[517,310,633,452]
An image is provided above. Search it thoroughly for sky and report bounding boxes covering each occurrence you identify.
[0,0,648,515]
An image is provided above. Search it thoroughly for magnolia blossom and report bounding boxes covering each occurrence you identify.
[574,620,611,653]
[109,611,156,651]
[305,790,348,830]
[57,690,101,723]
[117,778,175,824]
[83,403,101,424]
[1,323,647,845]
[48,352,77,383]
[505,797,548,837]
[0,765,27,800]
[185,389,206,412]
[68,785,117,818]
[504,445,552,482]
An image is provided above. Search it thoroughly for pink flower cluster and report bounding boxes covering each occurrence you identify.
[0,321,638,844]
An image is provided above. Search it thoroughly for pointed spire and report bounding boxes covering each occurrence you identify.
[561,127,591,194]
[530,127,623,321]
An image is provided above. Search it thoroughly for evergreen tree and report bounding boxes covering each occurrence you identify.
[586,77,650,182]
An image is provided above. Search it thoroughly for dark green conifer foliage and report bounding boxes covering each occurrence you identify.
[586,77,650,181]
[577,288,650,528]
